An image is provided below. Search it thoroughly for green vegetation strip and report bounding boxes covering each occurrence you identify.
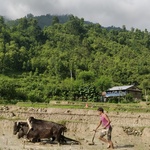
[15,101,150,113]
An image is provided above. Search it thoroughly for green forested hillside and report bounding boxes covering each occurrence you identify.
[0,15,150,103]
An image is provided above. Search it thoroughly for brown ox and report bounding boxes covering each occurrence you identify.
[26,117,67,143]
[13,117,67,143]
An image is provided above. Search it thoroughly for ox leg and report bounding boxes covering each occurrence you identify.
[60,135,66,143]
[31,137,38,143]
[50,136,55,142]
[30,135,40,143]
[56,135,62,145]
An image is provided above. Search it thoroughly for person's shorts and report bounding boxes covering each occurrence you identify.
[100,126,112,141]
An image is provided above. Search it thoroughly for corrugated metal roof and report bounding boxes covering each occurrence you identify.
[107,85,134,91]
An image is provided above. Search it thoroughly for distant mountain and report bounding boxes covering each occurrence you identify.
[5,14,122,31]
[5,14,94,29]
[106,25,122,31]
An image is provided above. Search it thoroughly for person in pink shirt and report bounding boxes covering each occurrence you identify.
[94,107,114,149]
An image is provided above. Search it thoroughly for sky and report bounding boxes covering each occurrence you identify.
[0,0,150,31]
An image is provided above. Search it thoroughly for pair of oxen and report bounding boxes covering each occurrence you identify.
[13,117,67,144]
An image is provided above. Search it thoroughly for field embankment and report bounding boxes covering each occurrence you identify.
[0,103,150,150]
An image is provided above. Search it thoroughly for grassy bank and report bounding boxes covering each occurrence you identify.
[14,101,150,113]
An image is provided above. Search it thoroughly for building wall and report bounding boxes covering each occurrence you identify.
[128,91,142,100]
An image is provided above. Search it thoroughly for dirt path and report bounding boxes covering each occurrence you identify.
[0,106,150,150]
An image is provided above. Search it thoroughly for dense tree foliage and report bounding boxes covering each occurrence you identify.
[0,15,150,103]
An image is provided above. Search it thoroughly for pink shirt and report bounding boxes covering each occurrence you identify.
[100,115,110,129]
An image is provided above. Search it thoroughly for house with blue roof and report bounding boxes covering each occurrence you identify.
[105,85,142,100]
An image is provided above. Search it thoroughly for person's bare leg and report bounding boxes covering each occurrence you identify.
[108,140,114,149]
[99,137,108,144]
[99,137,114,149]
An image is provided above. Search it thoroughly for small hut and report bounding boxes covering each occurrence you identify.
[105,85,142,100]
